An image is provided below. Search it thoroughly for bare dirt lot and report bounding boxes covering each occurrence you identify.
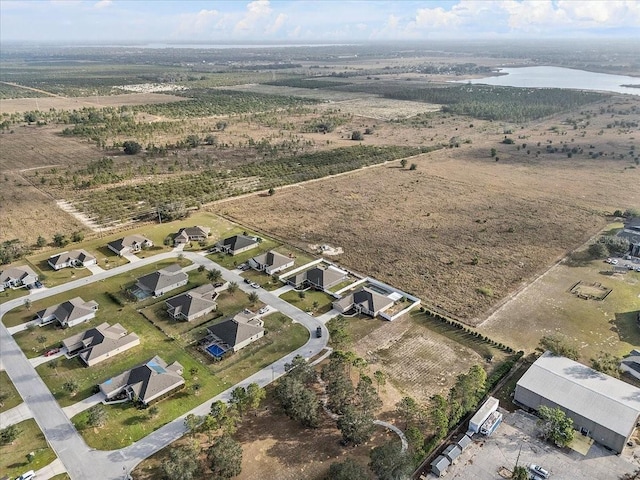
[0,92,185,114]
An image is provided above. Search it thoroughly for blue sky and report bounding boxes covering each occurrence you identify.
[1,0,639,43]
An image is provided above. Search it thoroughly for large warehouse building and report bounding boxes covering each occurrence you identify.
[514,351,640,453]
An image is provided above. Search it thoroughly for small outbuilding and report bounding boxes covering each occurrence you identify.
[442,444,462,464]
[430,455,450,477]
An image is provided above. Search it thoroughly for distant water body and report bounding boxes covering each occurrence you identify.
[458,66,640,96]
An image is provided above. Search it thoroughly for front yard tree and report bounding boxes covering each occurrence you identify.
[0,424,20,444]
[87,404,107,428]
[162,443,201,480]
[369,440,413,480]
[248,291,259,304]
[63,379,79,396]
[227,281,238,293]
[207,268,222,283]
[24,298,32,311]
[537,405,574,447]
[207,434,243,480]
[327,458,369,480]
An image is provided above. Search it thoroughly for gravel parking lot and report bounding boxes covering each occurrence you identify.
[438,410,639,480]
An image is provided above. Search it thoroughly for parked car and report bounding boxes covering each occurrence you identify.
[316,327,322,338]
[258,306,269,315]
[44,348,59,357]
[529,464,549,479]
[250,282,260,288]
[243,278,251,284]
[611,259,619,265]
[605,258,613,264]
[17,471,35,480]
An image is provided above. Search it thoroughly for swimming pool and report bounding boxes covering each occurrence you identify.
[206,344,226,358]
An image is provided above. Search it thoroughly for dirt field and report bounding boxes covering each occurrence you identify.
[0,92,185,114]
[219,95,640,321]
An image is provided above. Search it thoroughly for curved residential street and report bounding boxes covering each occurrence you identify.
[0,251,329,479]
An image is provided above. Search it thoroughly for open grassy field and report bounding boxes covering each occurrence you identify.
[479,257,640,362]
[0,370,22,413]
[0,419,57,479]
[280,289,335,315]
[220,94,640,322]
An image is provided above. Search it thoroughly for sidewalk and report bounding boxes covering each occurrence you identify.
[35,458,67,480]
[0,402,32,428]
[62,392,106,418]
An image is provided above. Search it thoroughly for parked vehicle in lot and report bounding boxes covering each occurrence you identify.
[316,327,322,338]
[610,259,619,265]
[529,464,550,479]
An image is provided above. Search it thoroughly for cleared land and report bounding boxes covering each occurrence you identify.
[479,258,640,362]
[220,95,640,321]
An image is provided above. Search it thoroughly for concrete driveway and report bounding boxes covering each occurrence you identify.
[0,250,328,480]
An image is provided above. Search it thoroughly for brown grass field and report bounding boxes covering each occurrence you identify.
[219,95,640,322]
[0,92,186,115]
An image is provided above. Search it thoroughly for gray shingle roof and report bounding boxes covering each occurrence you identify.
[251,250,292,270]
[100,356,184,404]
[0,265,38,284]
[218,234,258,252]
[62,322,138,365]
[337,287,393,313]
[37,297,98,325]
[136,264,187,293]
[165,284,217,318]
[517,351,640,439]
[206,315,264,348]
[108,234,152,253]
[48,249,96,267]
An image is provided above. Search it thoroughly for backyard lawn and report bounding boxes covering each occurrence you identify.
[0,419,57,479]
[0,370,22,413]
[280,289,335,315]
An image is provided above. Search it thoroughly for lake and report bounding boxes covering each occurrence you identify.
[458,66,640,96]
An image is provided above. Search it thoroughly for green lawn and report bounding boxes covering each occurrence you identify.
[280,289,335,315]
[327,277,360,294]
[22,257,92,288]
[0,370,22,413]
[72,313,307,450]
[3,259,190,329]
[0,419,57,479]
[0,285,29,305]
[205,227,281,269]
[50,474,71,480]
[140,289,251,339]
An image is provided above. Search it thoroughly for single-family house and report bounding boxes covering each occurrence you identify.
[107,234,153,256]
[36,297,98,328]
[333,287,395,317]
[205,310,264,353]
[62,322,140,367]
[174,226,211,245]
[166,284,218,322]
[248,250,294,275]
[214,235,259,256]
[0,265,39,291]
[99,356,184,406]
[620,349,640,381]
[135,264,188,297]
[286,264,348,292]
[48,249,97,270]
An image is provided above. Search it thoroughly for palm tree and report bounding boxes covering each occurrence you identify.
[207,268,222,283]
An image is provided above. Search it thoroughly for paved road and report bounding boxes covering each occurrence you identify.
[0,251,329,480]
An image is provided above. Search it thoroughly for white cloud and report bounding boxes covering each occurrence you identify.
[265,13,286,34]
[235,0,272,32]
[94,0,112,9]
[174,9,221,36]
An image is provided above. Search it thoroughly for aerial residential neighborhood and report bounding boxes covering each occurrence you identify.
[1,3,640,480]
